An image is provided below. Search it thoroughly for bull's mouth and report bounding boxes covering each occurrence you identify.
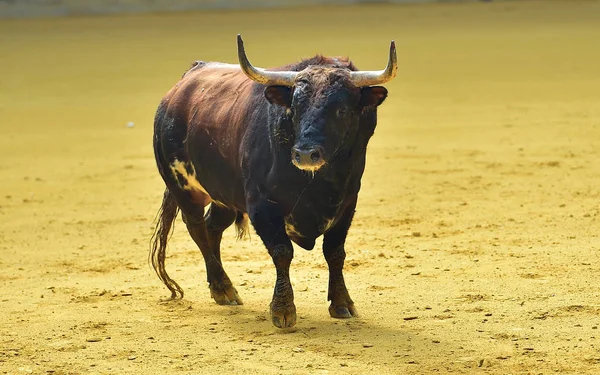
[292,159,326,172]
[291,145,326,172]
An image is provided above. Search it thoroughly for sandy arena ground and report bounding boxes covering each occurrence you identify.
[1,1,600,374]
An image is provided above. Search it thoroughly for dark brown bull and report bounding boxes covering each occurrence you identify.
[151,35,397,328]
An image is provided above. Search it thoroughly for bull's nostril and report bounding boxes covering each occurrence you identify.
[292,146,324,166]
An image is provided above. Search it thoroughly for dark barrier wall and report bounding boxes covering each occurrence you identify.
[0,0,474,19]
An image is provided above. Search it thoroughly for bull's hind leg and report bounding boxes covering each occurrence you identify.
[160,156,241,305]
[203,204,243,304]
[153,104,240,304]
[205,204,236,263]
[322,203,358,319]
[180,202,242,306]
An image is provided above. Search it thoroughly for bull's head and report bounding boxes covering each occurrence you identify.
[237,35,397,172]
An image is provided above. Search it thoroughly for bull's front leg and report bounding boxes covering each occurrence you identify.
[247,197,296,328]
[323,202,358,319]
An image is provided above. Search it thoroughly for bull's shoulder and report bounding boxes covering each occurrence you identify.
[180,61,241,78]
[178,61,244,82]
[169,62,253,99]
[162,62,251,108]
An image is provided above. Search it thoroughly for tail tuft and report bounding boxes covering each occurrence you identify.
[149,188,184,299]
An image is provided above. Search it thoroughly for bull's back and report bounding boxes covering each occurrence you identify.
[155,62,259,209]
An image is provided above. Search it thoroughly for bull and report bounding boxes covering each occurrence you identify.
[151,35,397,328]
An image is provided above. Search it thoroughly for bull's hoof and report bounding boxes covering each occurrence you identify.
[209,282,243,305]
[270,302,297,328]
[329,302,358,319]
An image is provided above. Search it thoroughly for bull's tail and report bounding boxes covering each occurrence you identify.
[149,188,184,299]
[235,212,250,240]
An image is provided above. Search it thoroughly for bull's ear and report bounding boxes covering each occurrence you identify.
[264,86,292,107]
[359,86,388,108]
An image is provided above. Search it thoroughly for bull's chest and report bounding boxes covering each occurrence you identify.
[284,213,336,250]
[282,194,344,250]
[270,170,355,250]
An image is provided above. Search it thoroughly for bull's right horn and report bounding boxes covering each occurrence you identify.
[349,40,398,87]
[237,34,297,86]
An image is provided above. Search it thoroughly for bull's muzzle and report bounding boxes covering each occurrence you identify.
[291,145,325,171]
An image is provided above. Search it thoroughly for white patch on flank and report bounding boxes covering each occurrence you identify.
[169,159,208,194]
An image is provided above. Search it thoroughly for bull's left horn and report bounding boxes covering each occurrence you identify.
[350,40,398,87]
[237,34,297,86]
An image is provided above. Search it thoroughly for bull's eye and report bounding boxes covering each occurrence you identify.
[336,107,348,117]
